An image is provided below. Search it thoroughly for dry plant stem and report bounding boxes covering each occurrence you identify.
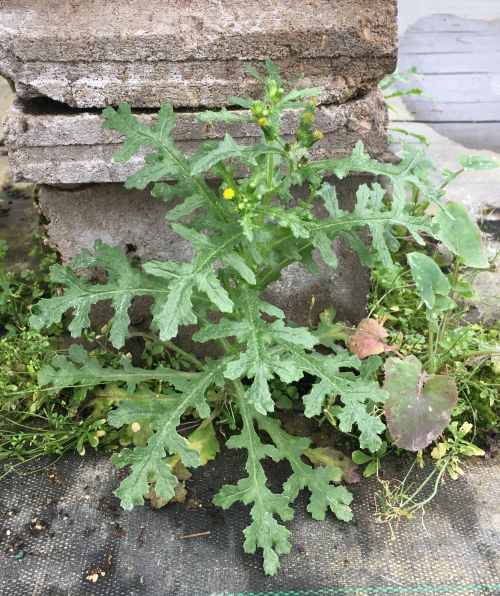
[181,531,211,539]
[378,458,448,521]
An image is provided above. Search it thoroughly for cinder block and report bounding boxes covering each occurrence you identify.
[37,176,371,326]
[5,90,388,184]
[0,0,397,108]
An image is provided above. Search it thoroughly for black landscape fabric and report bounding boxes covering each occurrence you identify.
[0,451,498,595]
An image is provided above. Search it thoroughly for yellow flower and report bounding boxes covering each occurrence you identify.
[223,187,235,200]
[313,130,324,139]
[303,113,314,123]
[309,98,318,106]
[257,117,268,127]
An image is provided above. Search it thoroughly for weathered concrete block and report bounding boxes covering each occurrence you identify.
[0,0,397,109]
[37,176,371,326]
[5,90,388,185]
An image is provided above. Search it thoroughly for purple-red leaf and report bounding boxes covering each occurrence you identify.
[383,356,457,451]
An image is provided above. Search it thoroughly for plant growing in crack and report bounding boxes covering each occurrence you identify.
[29,62,497,574]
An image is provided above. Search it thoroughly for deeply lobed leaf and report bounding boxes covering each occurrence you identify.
[214,388,293,575]
[30,241,166,349]
[194,288,317,414]
[109,360,226,508]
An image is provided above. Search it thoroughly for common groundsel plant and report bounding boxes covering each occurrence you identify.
[29,62,496,574]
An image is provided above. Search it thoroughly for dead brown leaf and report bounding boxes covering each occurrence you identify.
[347,318,400,359]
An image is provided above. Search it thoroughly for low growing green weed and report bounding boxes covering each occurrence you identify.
[0,238,120,474]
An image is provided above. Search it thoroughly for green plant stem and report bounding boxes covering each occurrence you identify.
[368,282,415,318]
[304,181,320,206]
[428,329,436,374]
[433,327,471,370]
[440,168,464,190]
[411,187,420,206]
[128,331,203,370]
[404,465,439,504]
[267,153,274,189]
[216,162,237,188]
[197,401,225,431]
[400,458,418,487]
[436,260,460,352]
[404,462,449,513]
[454,349,500,361]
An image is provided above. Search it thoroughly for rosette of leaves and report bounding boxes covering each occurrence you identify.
[32,62,462,575]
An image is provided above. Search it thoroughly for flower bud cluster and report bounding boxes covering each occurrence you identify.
[250,77,285,142]
[296,98,324,148]
[221,182,262,213]
[266,79,285,102]
[252,99,278,141]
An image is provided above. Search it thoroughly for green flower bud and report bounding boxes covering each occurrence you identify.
[251,101,264,117]
[268,80,278,97]
[300,131,323,148]
[260,123,278,141]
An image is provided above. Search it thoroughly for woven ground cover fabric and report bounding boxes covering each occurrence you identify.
[0,452,498,595]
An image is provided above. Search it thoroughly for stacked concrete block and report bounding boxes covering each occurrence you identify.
[1,0,398,326]
[5,91,388,185]
[1,0,397,108]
